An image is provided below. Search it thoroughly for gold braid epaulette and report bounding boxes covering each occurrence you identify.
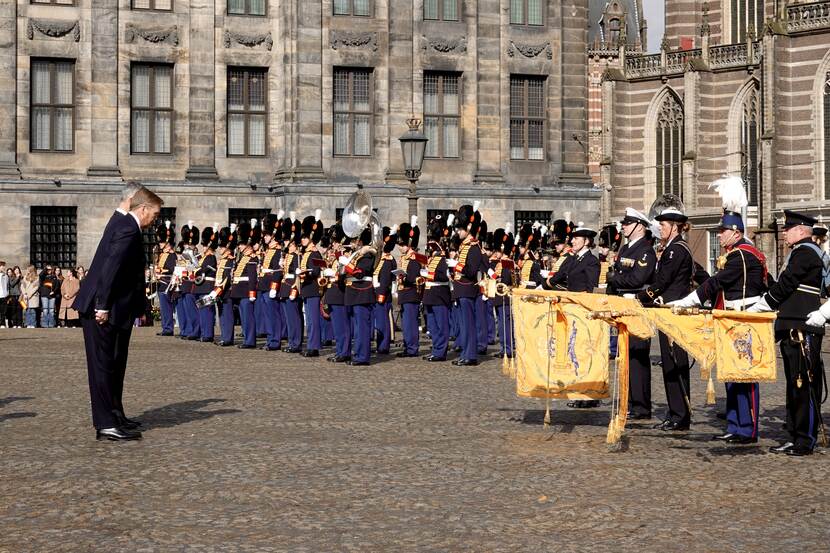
[233,255,249,279]
[374,253,392,277]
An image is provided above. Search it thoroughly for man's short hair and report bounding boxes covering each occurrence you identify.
[129,187,164,210]
[121,181,144,202]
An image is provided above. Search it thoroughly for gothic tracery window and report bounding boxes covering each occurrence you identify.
[741,82,761,206]
[656,94,684,198]
[731,0,764,43]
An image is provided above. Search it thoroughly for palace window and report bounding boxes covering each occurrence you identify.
[424,0,459,21]
[30,59,74,152]
[655,94,684,198]
[132,0,171,10]
[514,210,552,230]
[424,72,461,159]
[510,75,545,160]
[741,82,761,206]
[227,68,267,157]
[30,207,76,268]
[334,68,373,157]
[131,64,173,155]
[333,0,371,16]
[510,0,543,25]
[228,0,265,16]
[229,208,271,229]
[730,0,764,43]
[708,230,721,275]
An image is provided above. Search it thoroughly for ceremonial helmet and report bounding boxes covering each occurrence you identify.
[455,202,482,235]
[382,225,398,253]
[518,223,541,251]
[550,219,571,245]
[489,228,513,255]
[201,226,219,250]
[217,226,234,250]
[397,216,420,249]
[709,176,747,232]
[301,209,324,243]
[262,212,282,238]
[156,220,175,246]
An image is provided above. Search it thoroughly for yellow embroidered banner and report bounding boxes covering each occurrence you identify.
[713,310,777,383]
[512,293,610,399]
[642,308,716,378]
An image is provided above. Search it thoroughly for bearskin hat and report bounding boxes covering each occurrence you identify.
[359,226,373,246]
[188,226,200,246]
[201,227,219,249]
[397,216,420,249]
[301,210,325,243]
[262,213,281,237]
[382,225,398,253]
[551,219,571,245]
[598,224,621,251]
[328,223,346,245]
[156,221,175,246]
[454,203,482,235]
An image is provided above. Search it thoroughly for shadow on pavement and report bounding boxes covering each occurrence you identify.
[515,409,610,428]
[0,396,35,408]
[0,412,37,424]
[137,398,241,430]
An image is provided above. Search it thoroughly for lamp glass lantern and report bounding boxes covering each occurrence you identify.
[399,117,428,183]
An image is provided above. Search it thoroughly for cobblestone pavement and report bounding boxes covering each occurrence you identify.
[1,327,829,552]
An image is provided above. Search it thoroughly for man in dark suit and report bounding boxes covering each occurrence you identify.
[74,186,162,441]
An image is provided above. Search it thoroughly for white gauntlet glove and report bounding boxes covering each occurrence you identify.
[805,301,830,327]
[746,296,772,313]
[446,259,458,268]
[338,256,350,266]
[323,268,336,278]
[420,269,429,278]
[668,291,701,309]
[208,290,218,300]
[268,289,277,299]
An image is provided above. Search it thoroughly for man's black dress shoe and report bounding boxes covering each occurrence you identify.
[200,338,214,343]
[328,355,351,363]
[283,347,302,353]
[96,427,142,441]
[424,355,447,362]
[347,360,369,366]
[322,340,334,347]
[769,442,794,454]
[654,419,689,431]
[452,359,479,366]
[216,341,234,347]
[726,434,757,444]
[785,445,813,457]
[261,345,280,351]
[712,433,735,441]
[156,332,173,336]
[302,350,319,357]
[237,344,255,349]
[186,335,200,341]
[396,352,417,358]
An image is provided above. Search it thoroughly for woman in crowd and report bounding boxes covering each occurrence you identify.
[76,265,86,281]
[20,265,40,328]
[7,267,22,328]
[59,268,81,327]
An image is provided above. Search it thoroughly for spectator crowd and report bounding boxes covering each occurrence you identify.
[0,260,86,328]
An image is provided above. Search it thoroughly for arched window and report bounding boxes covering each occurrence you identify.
[825,72,830,199]
[731,0,764,43]
[656,94,684,198]
[741,82,761,206]
[607,17,621,46]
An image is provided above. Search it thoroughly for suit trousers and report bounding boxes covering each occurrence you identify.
[159,291,175,334]
[304,297,321,351]
[425,304,449,358]
[183,293,201,338]
[628,337,652,418]
[351,304,372,363]
[195,294,216,340]
[780,334,824,449]
[495,303,514,357]
[283,298,302,350]
[725,382,759,438]
[458,297,478,362]
[331,305,352,358]
[82,317,127,429]
[265,295,284,349]
[219,296,235,344]
[237,298,256,347]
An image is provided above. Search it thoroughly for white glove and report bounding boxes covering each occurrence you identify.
[208,290,218,300]
[268,289,277,299]
[420,269,429,278]
[622,293,635,299]
[540,270,550,279]
[487,268,495,278]
[323,268,336,277]
[668,292,701,309]
[338,256,350,266]
[805,301,830,327]
[249,296,256,303]
[294,268,302,275]
[446,259,458,268]
[746,296,772,313]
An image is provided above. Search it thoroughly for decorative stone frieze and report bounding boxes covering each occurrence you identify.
[27,19,80,42]
[223,30,273,51]
[330,30,377,51]
[125,24,179,46]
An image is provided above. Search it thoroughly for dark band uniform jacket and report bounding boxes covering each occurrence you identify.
[606,237,656,295]
[398,253,423,304]
[374,253,396,305]
[422,255,451,307]
[344,252,377,306]
[74,213,147,329]
[452,237,484,299]
[763,237,825,334]
[636,235,693,305]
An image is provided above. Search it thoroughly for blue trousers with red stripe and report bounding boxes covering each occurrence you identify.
[237,298,256,347]
[495,303,513,357]
[184,293,201,338]
[372,302,392,354]
[351,304,372,363]
[331,305,352,358]
[425,304,449,358]
[265,295,284,349]
[725,382,759,438]
[401,302,420,355]
[283,298,302,350]
[457,297,478,362]
[304,297,321,351]
[195,293,215,340]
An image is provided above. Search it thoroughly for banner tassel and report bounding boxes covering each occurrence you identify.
[706,375,716,405]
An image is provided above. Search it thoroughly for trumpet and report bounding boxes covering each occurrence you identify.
[415,276,425,286]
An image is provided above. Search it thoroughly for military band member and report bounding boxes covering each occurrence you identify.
[397,216,422,358]
[155,221,177,336]
[448,234,462,352]
[517,224,543,289]
[373,226,397,356]
[549,218,573,275]
[489,228,515,359]
[637,207,694,431]
[324,224,351,363]
[606,208,656,419]
[343,227,377,365]
[422,216,452,362]
[671,179,767,442]
[474,220,491,356]
[299,211,325,357]
[751,210,826,456]
[181,223,202,340]
[259,213,285,351]
[543,227,600,292]
[280,215,303,353]
[318,234,335,347]
[216,227,239,346]
[193,225,219,343]
[450,204,484,366]
[228,222,259,349]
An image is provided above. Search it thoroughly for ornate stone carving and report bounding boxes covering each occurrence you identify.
[421,35,467,54]
[125,24,179,46]
[330,31,377,52]
[506,41,552,60]
[223,30,273,51]
[27,19,80,42]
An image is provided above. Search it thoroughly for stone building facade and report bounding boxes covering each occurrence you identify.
[0,0,598,268]
[601,0,830,273]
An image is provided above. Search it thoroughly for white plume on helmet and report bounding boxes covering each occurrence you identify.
[446,214,455,227]
[710,175,748,213]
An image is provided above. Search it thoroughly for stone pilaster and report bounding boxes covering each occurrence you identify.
[559,0,591,186]
[682,68,698,207]
[473,0,503,184]
[185,0,218,180]
[0,0,19,177]
[87,0,120,177]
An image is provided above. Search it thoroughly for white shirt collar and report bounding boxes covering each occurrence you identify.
[576,247,589,258]
[116,207,128,215]
[626,236,641,248]
[128,211,141,229]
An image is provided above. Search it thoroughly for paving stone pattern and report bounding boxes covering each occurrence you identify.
[1,328,828,552]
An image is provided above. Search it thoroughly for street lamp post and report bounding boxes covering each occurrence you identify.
[399,117,428,218]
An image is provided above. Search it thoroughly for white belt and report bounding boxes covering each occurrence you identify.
[233,277,249,282]
[798,284,822,296]
[521,281,538,287]
[425,282,449,288]
[372,276,380,287]
[203,277,215,282]
[347,277,373,283]
[723,296,759,309]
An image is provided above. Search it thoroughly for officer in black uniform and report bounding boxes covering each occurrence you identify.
[637,207,694,431]
[606,208,657,420]
[750,210,826,456]
[543,227,600,292]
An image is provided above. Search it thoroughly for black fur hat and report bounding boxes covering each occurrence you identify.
[262,213,281,237]
[455,204,482,235]
[359,226,372,246]
[397,216,420,249]
[301,210,324,243]
[551,219,571,245]
[235,222,251,249]
[156,221,175,246]
[217,227,233,249]
[328,223,346,244]
[598,224,621,251]
[201,227,219,249]
[188,226,200,246]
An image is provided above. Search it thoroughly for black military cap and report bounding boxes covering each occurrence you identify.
[571,226,597,239]
[654,207,688,223]
[782,209,817,229]
[813,223,828,237]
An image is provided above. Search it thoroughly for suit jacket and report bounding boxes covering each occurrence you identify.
[74,214,147,329]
